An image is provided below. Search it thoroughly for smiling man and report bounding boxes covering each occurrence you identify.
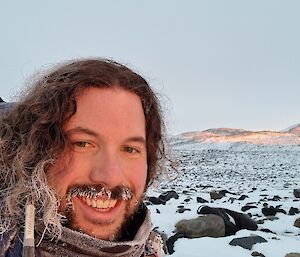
[0,59,165,256]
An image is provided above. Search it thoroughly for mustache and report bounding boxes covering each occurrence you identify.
[66,184,133,204]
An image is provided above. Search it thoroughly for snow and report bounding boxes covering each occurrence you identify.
[147,141,300,257]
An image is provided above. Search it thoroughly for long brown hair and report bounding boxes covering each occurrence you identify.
[0,58,166,238]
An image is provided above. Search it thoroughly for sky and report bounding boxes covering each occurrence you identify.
[1,0,300,135]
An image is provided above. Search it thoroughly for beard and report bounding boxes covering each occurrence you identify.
[61,184,144,241]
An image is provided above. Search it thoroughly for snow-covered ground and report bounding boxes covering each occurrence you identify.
[147,141,300,257]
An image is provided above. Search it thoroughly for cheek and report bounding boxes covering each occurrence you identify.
[47,155,73,193]
[131,162,148,195]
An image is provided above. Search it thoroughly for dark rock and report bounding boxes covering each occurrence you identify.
[184,198,191,202]
[294,218,300,228]
[200,184,213,189]
[175,214,225,238]
[294,189,300,198]
[196,196,208,203]
[147,196,165,205]
[241,205,257,212]
[262,206,286,216]
[259,228,276,234]
[156,208,160,214]
[252,251,266,257]
[289,207,299,215]
[159,190,179,202]
[269,195,282,201]
[166,232,186,254]
[256,216,279,224]
[285,254,300,257]
[229,235,267,250]
[210,191,224,200]
[228,197,236,203]
[238,195,249,201]
[176,207,191,213]
[219,189,237,196]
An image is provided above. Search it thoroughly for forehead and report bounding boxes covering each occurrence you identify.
[64,86,146,137]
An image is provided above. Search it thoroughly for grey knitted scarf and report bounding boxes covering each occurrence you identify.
[38,211,152,257]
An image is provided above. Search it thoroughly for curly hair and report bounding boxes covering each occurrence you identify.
[0,58,166,239]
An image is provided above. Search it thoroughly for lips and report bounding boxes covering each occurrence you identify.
[81,197,117,209]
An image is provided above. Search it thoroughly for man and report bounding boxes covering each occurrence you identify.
[0,59,165,256]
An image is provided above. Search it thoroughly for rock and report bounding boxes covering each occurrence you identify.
[210,191,224,200]
[175,214,225,238]
[262,206,286,216]
[285,253,300,257]
[269,195,281,201]
[252,251,266,257]
[166,232,186,254]
[238,195,249,201]
[196,196,208,203]
[241,205,257,212]
[259,228,276,234]
[147,196,165,205]
[229,235,267,250]
[176,207,191,213]
[294,218,300,228]
[293,189,300,198]
[159,190,179,202]
[256,216,279,224]
[156,208,160,214]
[219,189,237,196]
[289,207,299,215]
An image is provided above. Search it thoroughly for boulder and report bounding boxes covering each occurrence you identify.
[229,235,267,250]
[176,207,191,213]
[238,195,249,201]
[210,191,224,200]
[241,205,257,212]
[147,196,165,205]
[285,254,300,257]
[294,218,300,228]
[293,189,300,198]
[196,196,208,203]
[175,214,225,238]
[159,190,179,202]
[289,207,299,215]
[262,206,286,216]
[251,251,266,257]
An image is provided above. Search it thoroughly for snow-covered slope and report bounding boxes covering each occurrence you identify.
[147,142,300,257]
[174,125,300,146]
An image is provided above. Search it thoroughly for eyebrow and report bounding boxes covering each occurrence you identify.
[65,126,146,146]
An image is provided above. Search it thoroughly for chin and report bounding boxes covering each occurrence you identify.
[65,197,138,241]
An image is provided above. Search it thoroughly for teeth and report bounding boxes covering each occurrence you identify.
[83,197,117,209]
[92,199,97,208]
[86,198,92,206]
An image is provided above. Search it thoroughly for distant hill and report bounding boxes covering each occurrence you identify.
[175,125,300,145]
[285,123,300,136]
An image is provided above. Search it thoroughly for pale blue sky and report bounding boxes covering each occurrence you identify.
[1,0,299,134]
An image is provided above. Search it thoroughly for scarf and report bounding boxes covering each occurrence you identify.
[37,210,152,257]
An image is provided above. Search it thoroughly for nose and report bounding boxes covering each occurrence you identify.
[89,149,124,188]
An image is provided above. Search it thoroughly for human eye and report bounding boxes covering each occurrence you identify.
[123,146,139,154]
[72,141,94,151]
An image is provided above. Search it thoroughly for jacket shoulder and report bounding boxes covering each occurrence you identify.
[145,230,165,257]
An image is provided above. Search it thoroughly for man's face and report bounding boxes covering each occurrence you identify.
[47,86,147,240]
